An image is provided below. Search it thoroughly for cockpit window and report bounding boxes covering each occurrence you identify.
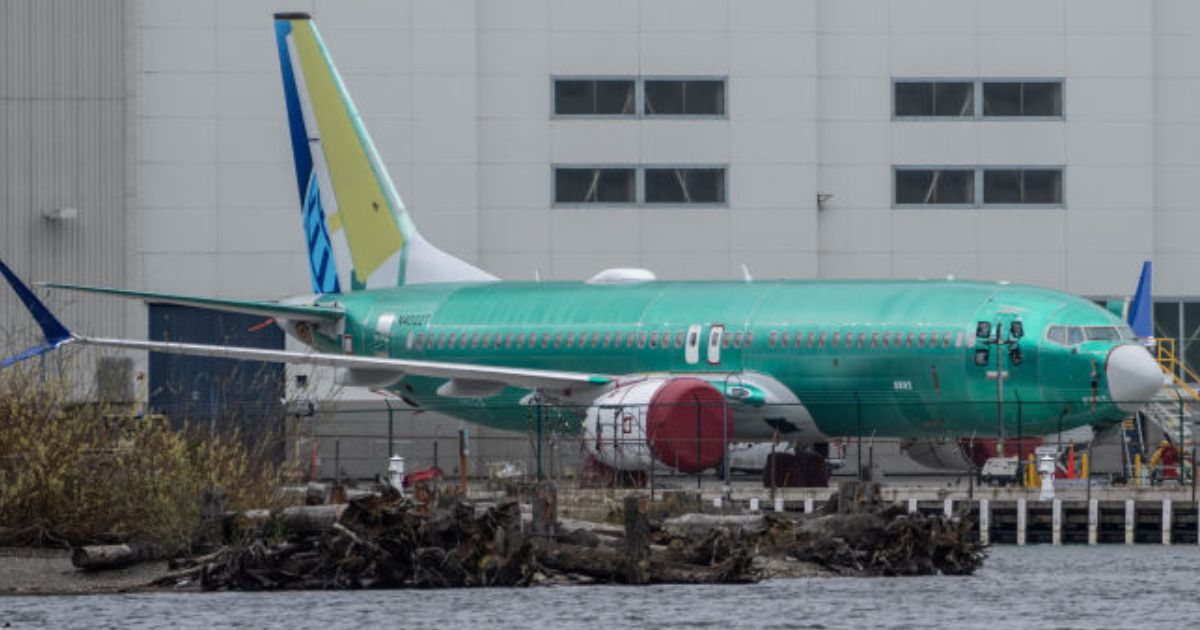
[1047,324,1131,346]
[1084,326,1120,341]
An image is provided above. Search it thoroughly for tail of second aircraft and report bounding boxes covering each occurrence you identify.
[273,12,494,293]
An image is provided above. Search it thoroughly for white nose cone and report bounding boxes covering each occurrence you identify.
[1107,345,1165,412]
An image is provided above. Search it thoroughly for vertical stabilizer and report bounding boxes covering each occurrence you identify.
[1128,260,1152,339]
[273,13,495,291]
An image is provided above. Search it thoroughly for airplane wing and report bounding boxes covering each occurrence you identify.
[40,282,343,322]
[3,259,612,395]
[77,335,613,394]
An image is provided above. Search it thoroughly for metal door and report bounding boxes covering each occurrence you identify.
[685,324,702,364]
[707,324,724,365]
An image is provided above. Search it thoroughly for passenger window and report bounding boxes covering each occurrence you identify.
[604,332,613,348]
[515,333,525,349]
[613,333,622,349]
[858,332,866,348]
[955,331,964,348]
[906,332,914,348]
[942,332,952,348]
[566,333,575,348]
[627,332,637,347]
[722,332,731,349]
[649,332,658,348]
[818,332,826,348]
[674,331,684,348]
[832,332,841,348]
[871,332,879,348]
[806,332,815,349]
[469,333,478,349]
[733,332,743,348]
[505,333,513,349]
[637,332,647,349]
[541,333,550,349]
[769,331,778,349]
[918,332,926,348]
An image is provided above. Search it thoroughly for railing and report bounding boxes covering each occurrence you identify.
[1154,338,1200,402]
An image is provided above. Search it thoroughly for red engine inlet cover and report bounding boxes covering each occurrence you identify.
[646,378,732,474]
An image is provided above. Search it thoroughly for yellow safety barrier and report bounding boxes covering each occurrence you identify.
[1081,453,1089,480]
[1134,453,1142,486]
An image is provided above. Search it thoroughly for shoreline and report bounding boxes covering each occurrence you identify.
[0,548,180,596]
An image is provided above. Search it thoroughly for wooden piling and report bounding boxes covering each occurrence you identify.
[623,495,649,585]
[1125,499,1135,544]
[979,499,990,545]
[1162,499,1172,546]
[1052,499,1062,545]
[1088,499,1098,545]
[1016,499,1027,546]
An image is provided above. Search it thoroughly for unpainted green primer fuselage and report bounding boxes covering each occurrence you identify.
[304,279,1135,440]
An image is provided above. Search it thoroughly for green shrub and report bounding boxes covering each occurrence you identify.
[0,363,286,551]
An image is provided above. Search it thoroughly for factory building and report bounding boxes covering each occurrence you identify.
[3,0,1200,476]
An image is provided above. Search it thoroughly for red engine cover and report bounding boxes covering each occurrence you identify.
[646,378,732,474]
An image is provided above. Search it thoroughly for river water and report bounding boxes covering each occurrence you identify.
[3,545,1198,629]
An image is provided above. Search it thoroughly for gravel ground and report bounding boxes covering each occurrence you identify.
[0,548,176,595]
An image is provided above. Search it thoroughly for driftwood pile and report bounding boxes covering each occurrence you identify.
[85,485,984,590]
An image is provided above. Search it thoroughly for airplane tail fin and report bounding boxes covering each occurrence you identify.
[273,13,494,292]
[1127,260,1152,339]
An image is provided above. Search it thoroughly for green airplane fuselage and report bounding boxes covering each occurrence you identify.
[303,279,1135,440]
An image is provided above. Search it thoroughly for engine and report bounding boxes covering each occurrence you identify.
[582,378,732,473]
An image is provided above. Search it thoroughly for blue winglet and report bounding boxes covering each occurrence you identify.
[1127,260,1152,339]
[0,257,73,367]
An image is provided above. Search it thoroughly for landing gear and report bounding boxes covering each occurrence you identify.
[579,455,647,488]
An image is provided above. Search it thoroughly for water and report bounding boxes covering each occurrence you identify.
[3,546,1199,629]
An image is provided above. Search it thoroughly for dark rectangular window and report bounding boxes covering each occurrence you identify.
[983,81,1062,117]
[554,79,635,115]
[894,169,974,205]
[644,168,726,204]
[894,81,974,117]
[983,169,1062,205]
[644,80,725,116]
[554,168,636,203]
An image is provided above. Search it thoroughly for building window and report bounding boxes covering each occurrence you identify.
[644,168,726,204]
[894,81,974,117]
[644,79,725,116]
[554,168,636,204]
[554,79,635,116]
[983,169,1063,205]
[894,169,974,205]
[983,81,1062,117]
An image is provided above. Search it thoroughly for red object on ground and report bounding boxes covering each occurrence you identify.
[762,451,829,488]
[1162,445,1180,480]
[645,378,732,474]
[402,466,444,488]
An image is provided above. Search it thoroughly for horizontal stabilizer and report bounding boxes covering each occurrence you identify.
[41,283,343,322]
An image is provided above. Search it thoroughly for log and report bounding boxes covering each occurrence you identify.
[71,544,160,571]
[278,504,347,535]
[623,495,649,585]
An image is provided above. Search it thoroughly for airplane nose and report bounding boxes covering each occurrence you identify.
[1106,344,1166,412]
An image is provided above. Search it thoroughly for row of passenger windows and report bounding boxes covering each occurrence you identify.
[894,80,1063,118]
[554,167,726,205]
[895,168,1063,207]
[767,330,965,350]
[555,78,725,117]
[408,330,702,352]
[404,329,964,352]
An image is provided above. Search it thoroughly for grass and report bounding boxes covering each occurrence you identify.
[0,361,287,552]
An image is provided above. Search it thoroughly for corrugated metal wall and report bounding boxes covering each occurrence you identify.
[1,0,126,349]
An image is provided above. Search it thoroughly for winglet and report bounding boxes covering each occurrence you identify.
[1127,260,1152,339]
[0,258,74,367]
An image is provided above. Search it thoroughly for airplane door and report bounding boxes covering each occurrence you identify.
[685,324,702,365]
[707,324,723,365]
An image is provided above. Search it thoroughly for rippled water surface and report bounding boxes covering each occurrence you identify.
[4,546,1200,629]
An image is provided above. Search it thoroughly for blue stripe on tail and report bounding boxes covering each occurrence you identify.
[0,257,73,368]
[276,18,340,295]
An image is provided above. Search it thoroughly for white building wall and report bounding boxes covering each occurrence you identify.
[122,0,1200,311]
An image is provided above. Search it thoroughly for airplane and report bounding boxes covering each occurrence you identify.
[0,12,1167,476]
